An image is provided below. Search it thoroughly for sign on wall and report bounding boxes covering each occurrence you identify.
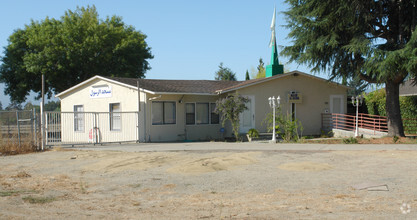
[288,92,302,103]
[90,86,112,98]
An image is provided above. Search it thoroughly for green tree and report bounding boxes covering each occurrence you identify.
[214,63,237,81]
[282,0,417,136]
[251,58,266,79]
[0,5,153,103]
[347,76,369,97]
[0,101,2,110]
[214,93,249,141]
[44,100,61,111]
[24,102,34,110]
[245,70,250,81]
[5,101,22,110]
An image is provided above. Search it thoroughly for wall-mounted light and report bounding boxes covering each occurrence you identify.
[148,95,161,101]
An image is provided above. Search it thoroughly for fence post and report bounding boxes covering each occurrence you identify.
[16,111,21,149]
[31,109,34,146]
[95,113,98,144]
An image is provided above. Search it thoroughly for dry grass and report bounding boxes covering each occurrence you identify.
[0,142,38,155]
[1,133,39,155]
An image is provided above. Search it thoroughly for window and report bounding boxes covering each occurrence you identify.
[186,102,219,125]
[152,101,176,125]
[210,103,219,124]
[186,103,195,125]
[74,105,84,131]
[110,103,121,131]
[196,103,209,124]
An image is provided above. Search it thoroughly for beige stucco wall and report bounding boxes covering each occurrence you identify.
[59,78,147,143]
[58,73,347,143]
[233,74,348,135]
[145,94,223,142]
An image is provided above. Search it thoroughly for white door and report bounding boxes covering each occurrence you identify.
[239,96,255,133]
[330,95,344,114]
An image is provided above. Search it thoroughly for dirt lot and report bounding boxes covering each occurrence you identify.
[1,145,417,219]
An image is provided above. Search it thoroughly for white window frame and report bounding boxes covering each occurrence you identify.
[109,103,121,131]
[185,103,195,125]
[74,105,84,132]
[185,102,219,125]
[196,102,209,125]
[152,101,176,125]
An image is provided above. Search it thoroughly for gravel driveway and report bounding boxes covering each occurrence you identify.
[1,142,416,219]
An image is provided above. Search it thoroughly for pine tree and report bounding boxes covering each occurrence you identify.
[283,0,417,136]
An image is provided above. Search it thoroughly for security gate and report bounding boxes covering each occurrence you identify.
[45,111,139,146]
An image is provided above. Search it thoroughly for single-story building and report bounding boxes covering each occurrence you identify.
[399,79,417,97]
[55,70,349,143]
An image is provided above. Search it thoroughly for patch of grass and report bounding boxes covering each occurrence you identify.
[0,190,22,197]
[342,137,359,144]
[0,189,38,197]
[22,195,56,204]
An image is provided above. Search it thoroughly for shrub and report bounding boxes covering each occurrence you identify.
[262,108,303,142]
[247,128,259,138]
[342,137,358,144]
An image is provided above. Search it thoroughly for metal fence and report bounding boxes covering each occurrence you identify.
[0,110,39,147]
[45,111,139,146]
[322,113,417,135]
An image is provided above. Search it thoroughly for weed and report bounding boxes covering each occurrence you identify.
[393,135,399,143]
[80,179,88,194]
[22,195,56,204]
[342,137,358,144]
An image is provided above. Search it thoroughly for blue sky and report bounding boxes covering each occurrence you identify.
[0,0,324,107]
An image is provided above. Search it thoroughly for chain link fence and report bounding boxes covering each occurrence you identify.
[0,109,40,149]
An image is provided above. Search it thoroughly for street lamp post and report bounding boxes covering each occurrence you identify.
[352,95,363,137]
[268,96,280,143]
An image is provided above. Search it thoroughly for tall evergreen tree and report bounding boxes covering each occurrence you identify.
[283,0,417,136]
[214,63,237,81]
[245,70,250,80]
[255,58,265,79]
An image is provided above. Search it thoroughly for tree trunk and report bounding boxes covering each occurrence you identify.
[385,81,405,136]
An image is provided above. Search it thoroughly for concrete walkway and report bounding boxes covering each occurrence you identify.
[62,141,417,152]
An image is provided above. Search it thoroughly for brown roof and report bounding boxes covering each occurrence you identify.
[399,79,417,96]
[105,71,348,95]
[56,71,349,98]
[106,76,242,94]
